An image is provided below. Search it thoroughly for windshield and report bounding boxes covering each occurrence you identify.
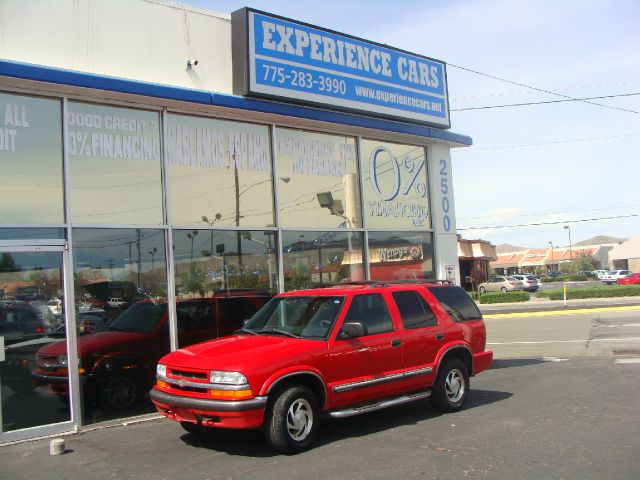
[107,301,166,334]
[243,296,345,339]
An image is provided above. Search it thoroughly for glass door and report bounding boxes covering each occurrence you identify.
[0,242,78,443]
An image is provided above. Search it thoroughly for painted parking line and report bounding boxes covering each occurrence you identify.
[483,305,640,319]
[488,337,640,346]
[614,358,640,364]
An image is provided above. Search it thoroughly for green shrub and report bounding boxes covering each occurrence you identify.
[568,274,589,281]
[538,285,640,300]
[541,275,570,283]
[469,291,479,300]
[478,291,530,304]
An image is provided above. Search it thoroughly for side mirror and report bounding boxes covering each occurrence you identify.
[338,322,368,339]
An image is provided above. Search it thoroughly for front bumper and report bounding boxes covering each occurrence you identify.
[150,388,268,429]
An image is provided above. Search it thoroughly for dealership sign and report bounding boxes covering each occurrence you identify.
[232,9,450,127]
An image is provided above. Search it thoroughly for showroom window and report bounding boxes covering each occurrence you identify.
[166,114,274,227]
[71,228,168,424]
[367,231,434,281]
[172,229,277,347]
[0,92,64,224]
[281,230,364,291]
[67,103,163,225]
[360,139,430,230]
[276,128,361,228]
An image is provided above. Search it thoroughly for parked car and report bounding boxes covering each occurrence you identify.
[547,271,563,278]
[602,270,633,285]
[107,297,128,309]
[592,270,609,279]
[32,292,271,409]
[477,276,524,293]
[150,281,493,453]
[617,272,640,285]
[511,274,540,292]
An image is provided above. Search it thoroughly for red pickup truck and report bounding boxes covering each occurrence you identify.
[151,281,493,453]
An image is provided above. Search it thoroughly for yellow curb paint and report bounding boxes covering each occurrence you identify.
[484,305,640,319]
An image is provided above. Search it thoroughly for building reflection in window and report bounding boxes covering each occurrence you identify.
[172,229,277,347]
[70,228,168,424]
[367,231,434,281]
[281,231,364,291]
[276,128,361,229]
[167,114,274,227]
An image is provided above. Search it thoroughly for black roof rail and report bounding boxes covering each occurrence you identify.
[337,279,454,288]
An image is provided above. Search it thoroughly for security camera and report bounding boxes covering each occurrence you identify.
[186,59,199,68]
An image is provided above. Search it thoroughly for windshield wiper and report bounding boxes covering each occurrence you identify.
[256,328,300,338]
[234,328,258,335]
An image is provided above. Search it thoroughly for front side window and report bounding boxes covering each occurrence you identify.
[343,294,393,335]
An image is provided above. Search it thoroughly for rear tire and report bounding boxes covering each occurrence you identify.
[431,359,469,413]
[264,384,319,453]
[479,286,486,294]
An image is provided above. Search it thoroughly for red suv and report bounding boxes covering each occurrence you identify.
[32,292,271,408]
[151,281,493,453]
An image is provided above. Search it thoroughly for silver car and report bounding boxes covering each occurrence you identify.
[511,274,540,292]
[478,276,525,293]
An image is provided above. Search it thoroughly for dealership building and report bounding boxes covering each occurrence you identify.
[0,0,471,443]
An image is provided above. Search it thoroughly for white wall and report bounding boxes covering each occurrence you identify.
[0,0,233,93]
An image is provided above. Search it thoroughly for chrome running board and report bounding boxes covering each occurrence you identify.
[325,390,431,419]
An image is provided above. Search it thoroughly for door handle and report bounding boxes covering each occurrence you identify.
[391,339,401,347]
[435,333,444,341]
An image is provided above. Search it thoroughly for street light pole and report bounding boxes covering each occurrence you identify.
[548,241,554,273]
[564,225,573,259]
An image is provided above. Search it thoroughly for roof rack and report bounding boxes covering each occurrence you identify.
[337,279,454,288]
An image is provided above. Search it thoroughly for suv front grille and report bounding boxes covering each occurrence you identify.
[169,368,208,381]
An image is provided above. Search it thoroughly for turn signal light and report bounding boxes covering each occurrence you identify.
[156,380,168,389]
[208,389,253,400]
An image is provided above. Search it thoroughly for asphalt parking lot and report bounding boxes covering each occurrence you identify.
[1,303,639,480]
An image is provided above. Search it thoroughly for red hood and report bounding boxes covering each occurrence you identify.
[161,334,326,373]
[37,331,160,358]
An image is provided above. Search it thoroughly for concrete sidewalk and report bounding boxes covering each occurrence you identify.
[477,295,640,314]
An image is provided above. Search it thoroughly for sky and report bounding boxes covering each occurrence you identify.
[183,0,640,249]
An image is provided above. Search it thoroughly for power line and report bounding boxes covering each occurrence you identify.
[448,63,640,114]
[451,79,640,101]
[458,213,640,231]
[451,92,640,112]
[453,133,640,152]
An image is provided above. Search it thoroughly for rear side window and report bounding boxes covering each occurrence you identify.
[392,290,438,329]
[427,286,482,322]
[220,297,265,329]
[343,294,393,335]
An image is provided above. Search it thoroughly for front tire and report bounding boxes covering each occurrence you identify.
[501,286,508,293]
[264,384,319,453]
[479,286,486,294]
[102,374,140,409]
[431,359,469,413]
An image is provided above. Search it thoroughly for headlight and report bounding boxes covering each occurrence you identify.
[209,370,248,385]
[156,364,167,378]
[58,355,68,366]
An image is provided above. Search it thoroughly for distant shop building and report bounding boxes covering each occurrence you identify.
[457,236,496,291]
[0,1,471,442]
[491,244,612,275]
[609,236,640,271]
